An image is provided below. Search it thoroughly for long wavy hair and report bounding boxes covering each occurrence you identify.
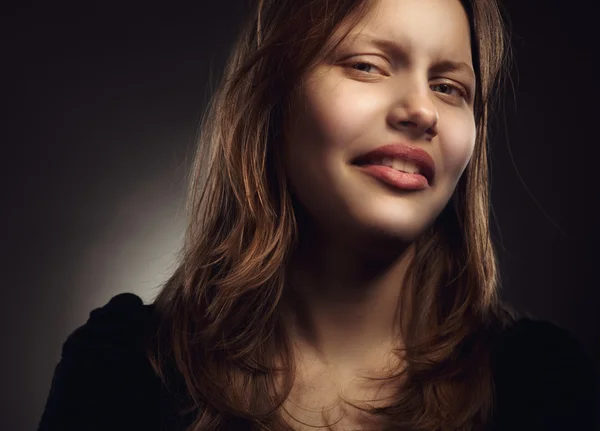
[148,0,516,429]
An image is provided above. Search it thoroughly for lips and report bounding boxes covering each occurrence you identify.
[352,143,436,185]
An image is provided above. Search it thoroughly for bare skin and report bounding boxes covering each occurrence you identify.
[279,0,476,427]
[280,340,406,430]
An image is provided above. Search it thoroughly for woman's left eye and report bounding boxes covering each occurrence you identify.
[430,83,466,99]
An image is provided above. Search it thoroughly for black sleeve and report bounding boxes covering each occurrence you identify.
[38,293,162,431]
[491,318,599,431]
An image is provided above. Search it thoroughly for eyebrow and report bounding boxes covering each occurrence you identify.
[430,60,476,83]
[347,34,476,82]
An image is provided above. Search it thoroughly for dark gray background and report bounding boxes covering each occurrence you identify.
[3,1,598,430]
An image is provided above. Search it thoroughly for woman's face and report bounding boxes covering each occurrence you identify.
[284,0,476,248]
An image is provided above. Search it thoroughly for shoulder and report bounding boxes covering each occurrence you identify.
[39,293,162,431]
[62,292,157,355]
[490,318,599,430]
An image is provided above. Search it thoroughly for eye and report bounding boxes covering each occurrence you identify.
[346,60,384,75]
[345,60,470,101]
[430,82,467,99]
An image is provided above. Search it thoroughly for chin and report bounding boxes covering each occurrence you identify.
[326,205,432,250]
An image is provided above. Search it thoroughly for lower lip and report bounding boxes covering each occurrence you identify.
[354,164,430,190]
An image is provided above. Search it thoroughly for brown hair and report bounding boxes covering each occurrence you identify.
[149,0,516,429]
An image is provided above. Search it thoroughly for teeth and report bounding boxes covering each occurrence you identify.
[376,157,420,174]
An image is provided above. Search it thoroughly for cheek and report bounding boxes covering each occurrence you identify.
[440,113,476,183]
[291,74,379,156]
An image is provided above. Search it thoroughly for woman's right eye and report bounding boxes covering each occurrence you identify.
[349,61,377,74]
[345,59,385,76]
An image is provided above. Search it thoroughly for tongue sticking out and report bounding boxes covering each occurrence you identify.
[354,157,421,175]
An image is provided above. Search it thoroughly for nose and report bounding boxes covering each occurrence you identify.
[388,83,439,139]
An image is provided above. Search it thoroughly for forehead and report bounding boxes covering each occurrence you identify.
[338,0,473,65]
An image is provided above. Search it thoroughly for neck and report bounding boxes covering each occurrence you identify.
[281,231,413,374]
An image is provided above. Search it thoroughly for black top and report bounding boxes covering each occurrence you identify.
[38,293,599,431]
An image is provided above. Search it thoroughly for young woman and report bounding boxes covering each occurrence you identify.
[38,0,598,430]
